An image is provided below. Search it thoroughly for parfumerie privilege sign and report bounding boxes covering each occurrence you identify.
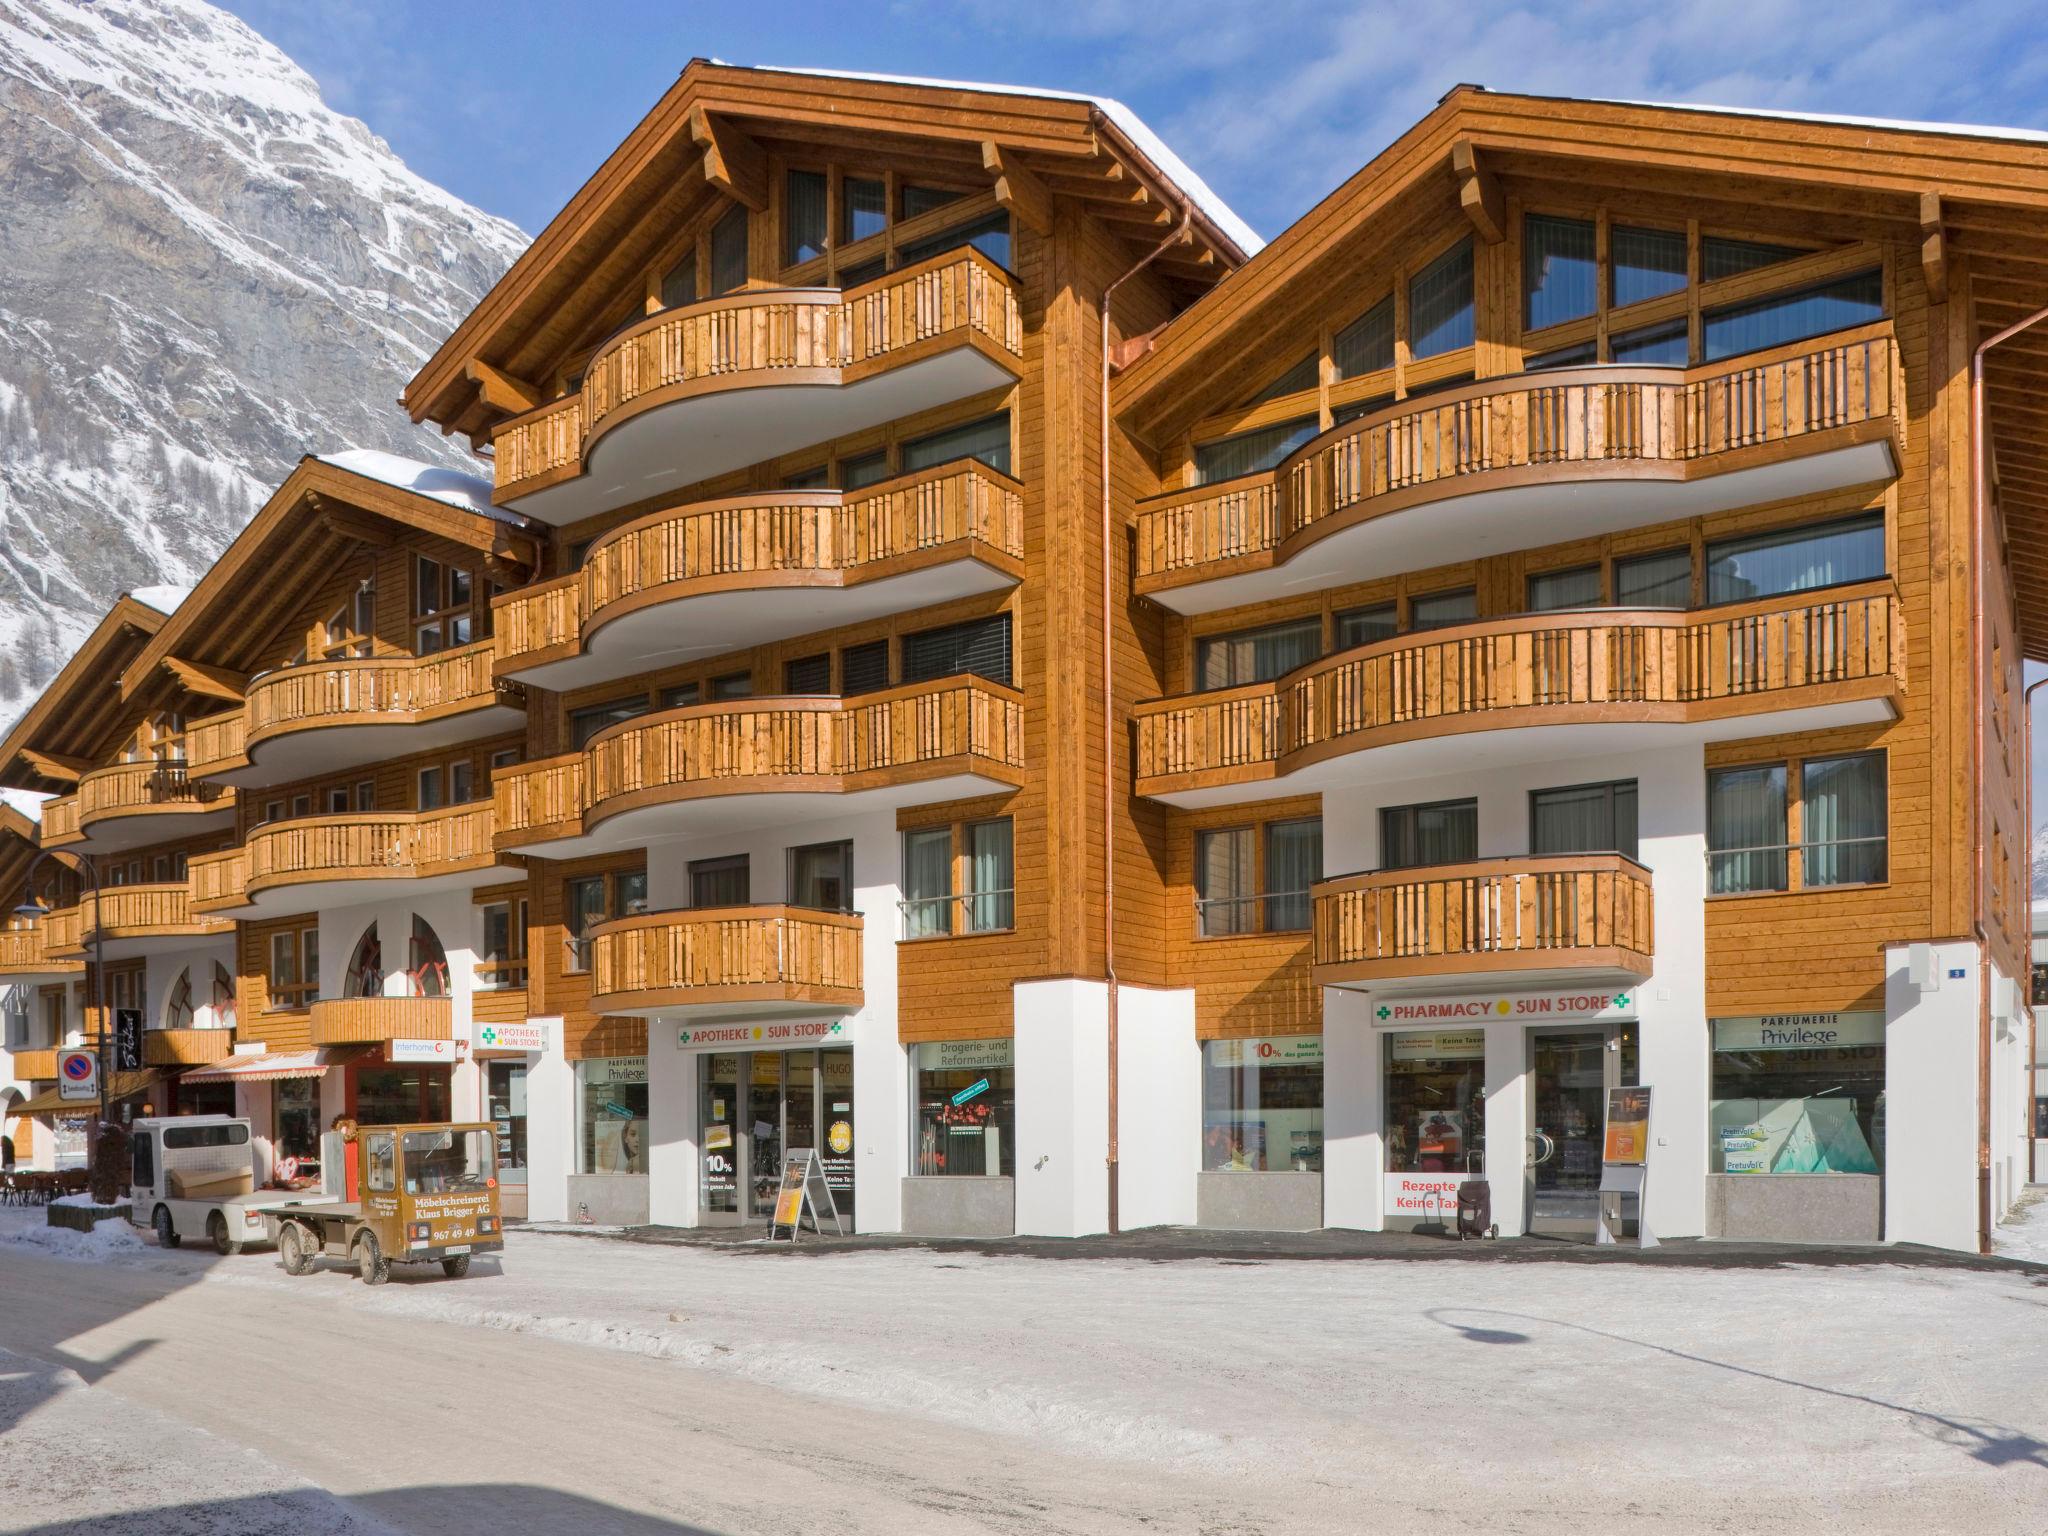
[1712,1012,1883,1051]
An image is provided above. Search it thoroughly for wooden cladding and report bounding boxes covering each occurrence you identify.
[39,797,81,844]
[74,761,232,828]
[590,905,864,1013]
[1313,855,1654,985]
[1135,582,1904,794]
[142,1028,236,1067]
[307,995,456,1045]
[41,886,229,955]
[1136,327,1897,588]
[0,927,82,976]
[492,250,1024,494]
[190,805,500,911]
[494,462,1025,669]
[10,1048,60,1080]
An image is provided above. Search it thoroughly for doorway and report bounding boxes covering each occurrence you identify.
[1526,1024,1637,1241]
[696,1047,855,1226]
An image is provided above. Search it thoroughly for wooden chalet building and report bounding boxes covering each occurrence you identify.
[4,68,2046,1251]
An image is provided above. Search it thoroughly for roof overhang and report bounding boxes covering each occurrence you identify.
[0,599,166,795]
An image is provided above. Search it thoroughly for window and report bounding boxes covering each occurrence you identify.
[1409,239,1474,359]
[965,819,1014,933]
[326,787,350,815]
[1263,819,1322,933]
[571,697,650,749]
[478,899,529,991]
[1195,618,1320,690]
[1524,215,1596,330]
[1705,513,1883,604]
[901,184,965,221]
[841,639,889,696]
[710,672,753,700]
[131,1126,155,1189]
[841,176,886,243]
[1333,394,1394,427]
[1615,548,1692,607]
[661,681,700,710]
[1194,418,1317,485]
[1711,1012,1883,1173]
[291,795,311,819]
[660,253,696,310]
[901,613,1010,687]
[789,841,853,913]
[914,1040,1013,1176]
[1800,752,1887,887]
[1384,1031,1484,1187]
[1702,235,1807,282]
[781,464,831,490]
[1707,764,1787,893]
[1410,588,1477,631]
[901,827,953,939]
[709,203,749,295]
[344,922,383,998]
[898,211,1009,270]
[355,779,376,812]
[897,813,1012,932]
[489,749,520,773]
[363,1131,396,1193]
[1203,1037,1322,1171]
[1610,318,1689,364]
[784,169,827,265]
[1532,780,1639,861]
[273,1078,320,1179]
[1332,297,1393,379]
[1527,565,1602,613]
[356,1070,449,1127]
[1196,826,1256,937]
[836,257,887,289]
[417,765,444,812]
[578,1057,648,1175]
[1611,226,1688,307]
[784,654,831,695]
[408,915,449,998]
[901,414,1010,476]
[450,760,474,804]
[165,968,193,1030]
[1702,269,1882,362]
[1253,353,1318,402]
[564,876,608,972]
[1526,340,1597,370]
[266,923,318,1011]
[1335,604,1397,650]
[1380,799,1477,871]
[840,449,891,490]
[689,855,749,908]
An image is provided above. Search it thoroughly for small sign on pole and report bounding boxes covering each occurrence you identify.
[114,1007,144,1072]
[57,1049,98,1102]
[1596,1085,1656,1247]
[768,1148,844,1241]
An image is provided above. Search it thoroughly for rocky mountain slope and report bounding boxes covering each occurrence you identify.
[0,0,527,716]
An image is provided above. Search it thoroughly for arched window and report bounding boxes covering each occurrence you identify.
[408,916,449,998]
[206,961,237,1030]
[344,923,383,998]
[164,969,193,1030]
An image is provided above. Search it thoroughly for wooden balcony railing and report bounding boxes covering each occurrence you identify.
[143,1028,236,1067]
[307,995,455,1046]
[1313,855,1654,985]
[189,848,247,912]
[0,926,82,977]
[39,906,82,957]
[191,805,499,911]
[10,1048,60,1080]
[1135,325,1897,590]
[39,796,82,845]
[495,462,1026,671]
[67,885,230,949]
[67,760,233,834]
[186,711,247,776]
[493,250,1024,496]
[1136,581,1904,794]
[590,905,863,1013]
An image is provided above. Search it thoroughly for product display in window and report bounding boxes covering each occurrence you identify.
[577,1056,649,1175]
[1383,1031,1486,1175]
[915,1040,1014,1176]
[1201,1037,1323,1172]
[1710,1014,1884,1174]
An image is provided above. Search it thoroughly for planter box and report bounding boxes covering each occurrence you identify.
[47,1201,131,1233]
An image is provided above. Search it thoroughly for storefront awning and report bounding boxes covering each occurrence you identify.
[12,1069,161,1118]
[181,1046,370,1084]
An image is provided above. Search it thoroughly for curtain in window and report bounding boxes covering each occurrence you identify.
[1707,765,1787,893]
[966,820,1014,932]
[840,451,890,490]
[903,828,953,938]
[688,859,746,908]
[1611,226,1687,307]
[1264,820,1321,932]
[1702,236,1806,282]
[1523,216,1596,330]
[1410,589,1477,631]
[1801,754,1886,886]
[1702,269,1882,361]
[1382,801,1477,870]
[1196,619,1321,690]
[1610,319,1690,364]
[784,170,827,265]
[710,204,749,295]
[1197,827,1256,936]
[1193,417,1318,485]
[1616,549,1692,607]
[1532,782,1638,860]
[1332,297,1394,379]
[1527,566,1602,612]
[902,414,1009,475]
[1706,514,1883,603]
[1335,604,1397,649]
[1409,239,1474,358]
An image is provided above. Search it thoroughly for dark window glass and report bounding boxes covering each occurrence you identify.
[836,258,887,289]
[1611,226,1688,307]
[1616,548,1692,607]
[1264,818,1322,933]
[1409,239,1474,359]
[661,682,700,710]
[901,414,1009,476]
[901,184,965,220]
[1801,752,1887,887]
[1525,341,1597,371]
[1193,417,1317,485]
[1705,513,1883,603]
[689,855,750,908]
[1702,269,1882,362]
[781,464,831,490]
[789,841,854,913]
[1332,297,1394,378]
[901,613,1011,687]
[1253,353,1318,402]
[1380,799,1478,870]
[841,177,886,243]
[1332,393,1395,427]
[1708,764,1788,893]
[784,654,831,695]
[1532,780,1639,861]
[1196,618,1321,690]
[841,640,890,696]
[1410,588,1477,631]
[1524,215,1597,329]
[710,203,749,295]
[1611,318,1690,365]
[899,211,1010,270]
[660,255,696,310]
[1195,826,1255,937]
[1334,604,1397,649]
[784,170,827,265]
[1702,235,1808,282]
[571,697,649,749]
[1527,566,1603,612]
[710,672,752,701]
[840,450,891,490]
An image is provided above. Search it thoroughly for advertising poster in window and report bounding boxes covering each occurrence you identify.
[592,1117,646,1174]
[1604,1086,1651,1164]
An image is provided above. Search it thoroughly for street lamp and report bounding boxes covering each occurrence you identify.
[14,848,107,1168]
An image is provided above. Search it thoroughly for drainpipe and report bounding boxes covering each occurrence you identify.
[2026,675,2048,1190]
[1970,299,2048,1253]
[1100,202,1194,1235]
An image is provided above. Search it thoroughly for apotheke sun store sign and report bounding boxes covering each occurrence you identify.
[1373,990,1637,1025]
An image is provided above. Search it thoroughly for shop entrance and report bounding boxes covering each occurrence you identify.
[1526,1024,1637,1241]
[696,1048,854,1227]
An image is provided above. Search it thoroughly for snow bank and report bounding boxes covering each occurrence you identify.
[0,1203,145,1262]
[0,786,48,823]
[50,1191,121,1208]
[127,583,193,615]
[1993,1185,2048,1265]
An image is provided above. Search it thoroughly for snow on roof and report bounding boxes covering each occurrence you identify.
[732,64,1264,256]
[1598,97,2048,146]
[127,585,193,616]
[0,787,49,826]
[314,449,520,525]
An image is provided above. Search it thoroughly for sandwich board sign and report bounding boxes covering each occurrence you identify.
[57,1049,98,1102]
[768,1148,844,1241]
[1596,1085,1656,1247]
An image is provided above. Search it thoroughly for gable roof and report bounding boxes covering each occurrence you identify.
[0,598,168,793]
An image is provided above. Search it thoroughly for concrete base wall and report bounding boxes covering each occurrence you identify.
[900,1176,1015,1236]
[1706,1174,1881,1241]
[565,1173,647,1226]
[1196,1171,1322,1231]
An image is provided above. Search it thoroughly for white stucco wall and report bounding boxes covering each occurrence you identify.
[1113,983,1198,1230]
[1014,977,1109,1236]
[1884,939,1983,1251]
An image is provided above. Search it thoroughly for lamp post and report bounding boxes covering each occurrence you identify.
[14,849,106,1157]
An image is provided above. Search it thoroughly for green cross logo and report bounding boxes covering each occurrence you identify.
[828,1022,843,1034]
[479,1027,499,1046]
[1613,994,1630,1008]
[679,1030,692,1044]
[1376,1006,1391,1020]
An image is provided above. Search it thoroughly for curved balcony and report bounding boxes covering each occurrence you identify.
[9,1048,60,1082]
[0,926,84,987]
[40,761,236,855]
[1136,582,1903,806]
[186,642,522,787]
[497,676,1026,857]
[495,462,1025,689]
[143,1029,237,1067]
[190,804,514,919]
[1135,326,1898,614]
[43,886,232,962]
[590,906,864,1020]
[491,250,1025,524]
[1313,855,1654,993]
[307,996,455,1048]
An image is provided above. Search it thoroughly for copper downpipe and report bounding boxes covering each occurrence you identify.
[2025,676,2048,1191]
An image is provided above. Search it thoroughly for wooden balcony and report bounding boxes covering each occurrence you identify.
[0,926,84,983]
[307,995,455,1047]
[494,462,1025,689]
[190,804,513,918]
[9,1048,60,1081]
[491,250,1025,524]
[496,677,1027,855]
[1313,855,1654,991]
[1135,326,1899,613]
[1136,582,1904,806]
[590,905,864,1018]
[41,885,231,960]
[186,642,523,785]
[143,1028,237,1067]
[42,761,236,854]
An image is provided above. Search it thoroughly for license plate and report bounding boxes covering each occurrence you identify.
[444,1244,471,1255]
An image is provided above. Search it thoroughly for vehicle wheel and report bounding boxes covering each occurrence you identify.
[441,1254,471,1279]
[279,1223,313,1276]
[153,1206,180,1249]
[354,1231,389,1286]
[207,1213,241,1257]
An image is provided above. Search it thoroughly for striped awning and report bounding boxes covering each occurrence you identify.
[12,1069,161,1117]
[181,1047,365,1083]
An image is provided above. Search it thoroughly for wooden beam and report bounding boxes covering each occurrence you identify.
[1452,141,1504,244]
[20,750,89,783]
[464,358,541,415]
[306,494,396,549]
[688,106,767,212]
[1921,190,1949,303]
[162,657,247,704]
[980,141,1053,236]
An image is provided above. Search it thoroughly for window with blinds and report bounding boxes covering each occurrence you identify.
[901,414,1010,476]
[1524,215,1596,330]
[901,614,1011,687]
[1253,353,1318,402]
[899,211,1010,270]
[840,450,890,490]
[1196,618,1321,690]
[1527,565,1603,612]
[785,170,827,265]
[841,178,886,243]
[1408,239,1474,359]
[710,204,749,295]
[1702,235,1807,282]
[1335,603,1397,649]
[1332,296,1394,378]
[1380,798,1477,870]
[784,654,831,695]
[1702,269,1881,362]
[1704,512,1883,603]
[1611,226,1688,307]
[660,254,696,310]
[841,640,890,696]
[1193,417,1317,485]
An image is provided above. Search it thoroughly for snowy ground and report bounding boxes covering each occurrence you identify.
[0,1203,2045,1532]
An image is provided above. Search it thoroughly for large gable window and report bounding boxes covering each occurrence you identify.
[1408,239,1474,359]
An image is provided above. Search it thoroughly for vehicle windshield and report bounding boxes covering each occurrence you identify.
[401,1129,495,1194]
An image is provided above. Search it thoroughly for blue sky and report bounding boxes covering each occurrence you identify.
[216,0,2048,244]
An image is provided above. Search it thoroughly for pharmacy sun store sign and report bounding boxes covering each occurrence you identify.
[1372,991,1637,1026]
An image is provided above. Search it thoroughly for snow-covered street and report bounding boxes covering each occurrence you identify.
[1,1206,2045,1533]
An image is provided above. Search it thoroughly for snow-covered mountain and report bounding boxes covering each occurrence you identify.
[0,0,527,715]
[2033,821,2048,902]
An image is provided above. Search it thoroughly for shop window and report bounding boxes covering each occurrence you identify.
[1611,225,1688,307]
[478,899,529,991]
[1410,587,1477,631]
[1334,603,1397,650]
[841,176,886,243]
[901,613,1011,688]
[840,449,891,490]
[343,922,382,999]
[1702,269,1882,362]
[1202,1037,1323,1171]
[1707,765,1787,893]
[1532,780,1639,861]
[267,923,318,1011]
[1800,752,1887,887]
[1611,317,1690,365]
[901,413,1011,477]
[1705,512,1883,604]
[408,916,449,998]
[898,210,1010,270]
[1701,235,1807,282]
[1384,1031,1486,1177]
[273,1078,320,1184]
[1195,617,1320,691]
[1710,1013,1884,1173]
[1408,238,1474,359]
[1332,296,1393,379]
[901,827,954,939]
[841,639,890,696]
[488,1061,529,1191]
[913,1040,1014,1176]
[356,1068,449,1127]
[789,841,853,913]
[1527,565,1602,613]
[570,696,650,749]
[1524,215,1597,330]
[1615,548,1692,607]
[784,654,831,695]
[784,169,827,265]
[1380,798,1477,871]
[1193,417,1317,486]
[578,1056,648,1174]
[709,203,749,295]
